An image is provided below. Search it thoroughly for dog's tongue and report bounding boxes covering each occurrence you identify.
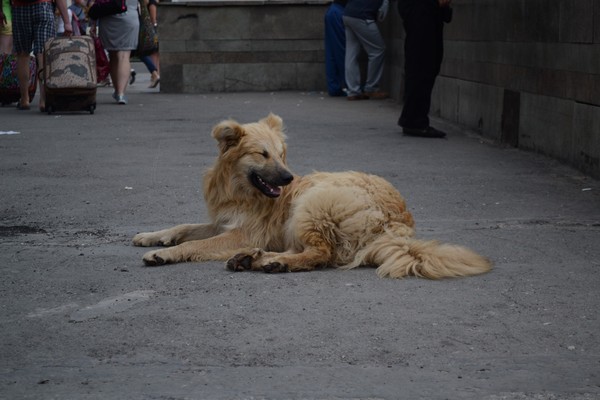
[266,183,281,197]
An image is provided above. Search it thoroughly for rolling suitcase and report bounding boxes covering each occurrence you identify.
[0,54,37,106]
[42,36,97,114]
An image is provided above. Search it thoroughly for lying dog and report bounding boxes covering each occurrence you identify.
[133,114,491,279]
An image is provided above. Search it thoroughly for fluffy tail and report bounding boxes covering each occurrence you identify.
[345,233,492,279]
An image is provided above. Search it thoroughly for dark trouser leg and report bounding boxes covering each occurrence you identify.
[398,3,444,129]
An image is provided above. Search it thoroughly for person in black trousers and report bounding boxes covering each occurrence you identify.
[397,0,452,138]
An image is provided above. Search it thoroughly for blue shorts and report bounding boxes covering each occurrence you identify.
[12,2,56,55]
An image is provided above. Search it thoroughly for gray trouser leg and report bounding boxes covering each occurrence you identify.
[343,16,363,96]
[343,16,386,94]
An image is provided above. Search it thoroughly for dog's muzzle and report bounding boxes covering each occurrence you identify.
[249,170,293,198]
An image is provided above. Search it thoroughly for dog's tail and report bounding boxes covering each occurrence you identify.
[344,230,492,279]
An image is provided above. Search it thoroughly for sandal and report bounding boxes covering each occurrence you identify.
[16,101,31,110]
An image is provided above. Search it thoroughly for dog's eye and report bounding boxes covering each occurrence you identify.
[261,151,270,159]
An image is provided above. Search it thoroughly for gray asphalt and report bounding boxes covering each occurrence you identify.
[1,66,599,400]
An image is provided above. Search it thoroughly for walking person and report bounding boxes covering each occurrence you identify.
[342,0,389,101]
[11,0,72,111]
[397,0,452,138]
[90,0,139,105]
[138,0,159,88]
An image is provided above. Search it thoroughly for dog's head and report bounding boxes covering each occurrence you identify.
[211,113,294,198]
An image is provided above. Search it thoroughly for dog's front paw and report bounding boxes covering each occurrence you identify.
[132,231,177,247]
[226,249,264,272]
[142,250,170,266]
[133,232,159,247]
[262,262,289,274]
[226,254,254,272]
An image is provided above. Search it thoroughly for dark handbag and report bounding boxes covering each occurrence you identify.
[136,0,158,56]
[93,36,110,83]
[88,0,127,20]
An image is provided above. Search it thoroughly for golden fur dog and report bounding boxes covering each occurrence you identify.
[133,114,491,279]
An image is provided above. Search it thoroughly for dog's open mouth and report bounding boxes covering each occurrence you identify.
[250,172,283,198]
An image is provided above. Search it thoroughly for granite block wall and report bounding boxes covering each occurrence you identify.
[158,1,327,93]
[425,0,600,178]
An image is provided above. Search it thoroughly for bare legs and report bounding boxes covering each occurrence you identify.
[108,50,131,102]
[16,52,45,110]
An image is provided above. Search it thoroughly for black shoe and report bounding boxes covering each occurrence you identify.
[403,126,447,138]
[129,69,136,85]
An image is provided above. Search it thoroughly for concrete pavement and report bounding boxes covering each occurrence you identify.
[1,67,599,399]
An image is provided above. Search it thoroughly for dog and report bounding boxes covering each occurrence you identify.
[133,114,492,279]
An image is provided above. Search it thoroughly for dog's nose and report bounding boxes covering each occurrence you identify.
[280,171,294,185]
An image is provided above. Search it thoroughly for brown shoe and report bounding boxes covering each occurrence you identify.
[365,91,388,100]
[347,94,369,101]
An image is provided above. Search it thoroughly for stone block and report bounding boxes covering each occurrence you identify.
[571,103,600,178]
[224,63,298,91]
[559,0,594,43]
[456,80,503,141]
[431,77,459,124]
[595,0,600,43]
[506,0,560,43]
[248,6,324,39]
[184,40,252,53]
[501,90,520,147]
[183,64,225,92]
[519,93,574,161]
[295,63,327,90]
[160,63,184,93]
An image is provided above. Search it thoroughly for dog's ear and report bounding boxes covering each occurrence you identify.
[261,113,283,131]
[212,120,245,153]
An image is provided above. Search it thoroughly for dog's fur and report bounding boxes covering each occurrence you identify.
[133,114,492,279]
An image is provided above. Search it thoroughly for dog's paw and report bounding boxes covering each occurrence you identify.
[226,253,254,272]
[142,250,169,266]
[132,232,176,247]
[262,262,289,274]
[133,233,158,247]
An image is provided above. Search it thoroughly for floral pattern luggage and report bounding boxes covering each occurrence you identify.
[42,36,97,114]
[0,54,37,106]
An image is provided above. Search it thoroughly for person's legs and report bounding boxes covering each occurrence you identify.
[355,21,385,94]
[109,50,132,103]
[16,53,31,108]
[149,51,159,75]
[12,5,33,108]
[141,53,160,87]
[342,16,364,97]
[324,6,340,95]
[398,2,440,130]
[140,54,157,73]
[324,3,345,96]
[31,2,56,110]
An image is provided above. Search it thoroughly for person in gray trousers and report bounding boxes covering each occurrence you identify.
[342,0,389,101]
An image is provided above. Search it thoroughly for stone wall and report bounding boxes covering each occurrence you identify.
[158,0,328,93]
[159,0,600,178]
[424,0,600,178]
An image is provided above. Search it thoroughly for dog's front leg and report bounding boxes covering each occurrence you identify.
[142,229,250,266]
[133,223,224,247]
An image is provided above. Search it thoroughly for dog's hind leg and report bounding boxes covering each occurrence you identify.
[226,244,333,273]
